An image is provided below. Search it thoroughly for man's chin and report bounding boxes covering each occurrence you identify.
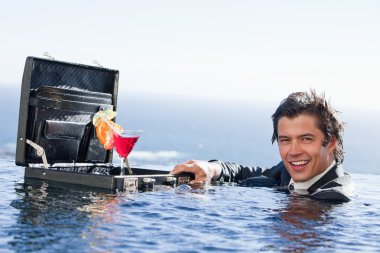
[285,165,310,182]
[289,173,311,183]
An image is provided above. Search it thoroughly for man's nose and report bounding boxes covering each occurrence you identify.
[289,140,302,155]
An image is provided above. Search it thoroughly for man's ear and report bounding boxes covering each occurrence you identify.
[328,137,337,153]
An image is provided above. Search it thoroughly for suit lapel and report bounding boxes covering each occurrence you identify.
[307,164,341,193]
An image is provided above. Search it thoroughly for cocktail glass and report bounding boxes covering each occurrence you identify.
[113,129,143,175]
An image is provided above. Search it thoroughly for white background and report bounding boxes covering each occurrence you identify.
[1,0,379,110]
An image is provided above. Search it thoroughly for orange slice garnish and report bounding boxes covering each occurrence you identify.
[93,110,123,150]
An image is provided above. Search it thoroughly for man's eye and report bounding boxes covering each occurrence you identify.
[279,138,290,143]
[301,137,313,143]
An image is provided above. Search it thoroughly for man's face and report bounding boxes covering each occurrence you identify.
[277,114,336,182]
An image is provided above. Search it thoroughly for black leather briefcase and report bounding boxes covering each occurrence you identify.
[15,57,190,192]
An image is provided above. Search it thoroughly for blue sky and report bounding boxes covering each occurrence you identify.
[1,0,379,109]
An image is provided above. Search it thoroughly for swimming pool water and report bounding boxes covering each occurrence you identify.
[1,160,379,253]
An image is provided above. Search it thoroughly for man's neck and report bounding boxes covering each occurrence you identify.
[289,160,336,191]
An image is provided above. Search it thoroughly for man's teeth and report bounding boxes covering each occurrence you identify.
[291,161,308,166]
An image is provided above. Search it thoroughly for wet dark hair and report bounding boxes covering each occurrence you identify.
[271,90,345,164]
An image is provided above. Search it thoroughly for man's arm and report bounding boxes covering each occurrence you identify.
[171,159,289,187]
[171,159,284,184]
[208,160,264,183]
[212,160,289,186]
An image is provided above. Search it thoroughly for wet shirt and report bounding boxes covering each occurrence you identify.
[209,159,354,202]
[288,160,337,194]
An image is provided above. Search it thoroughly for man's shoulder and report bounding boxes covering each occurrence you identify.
[309,164,354,202]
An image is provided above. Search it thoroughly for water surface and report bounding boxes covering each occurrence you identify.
[1,160,379,253]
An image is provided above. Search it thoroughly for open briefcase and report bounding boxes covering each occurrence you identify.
[15,57,192,192]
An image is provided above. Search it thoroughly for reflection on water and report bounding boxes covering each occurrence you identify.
[1,179,357,253]
[272,195,336,252]
[9,179,142,252]
[3,167,380,253]
[9,179,119,252]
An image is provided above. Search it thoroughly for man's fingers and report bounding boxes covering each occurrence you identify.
[171,163,194,174]
[189,178,208,185]
[171,160,210,183]
[171,165,182,175]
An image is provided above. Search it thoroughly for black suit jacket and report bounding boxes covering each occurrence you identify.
[210,160,354,202]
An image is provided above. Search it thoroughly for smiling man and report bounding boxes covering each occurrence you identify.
[171,90,354,202]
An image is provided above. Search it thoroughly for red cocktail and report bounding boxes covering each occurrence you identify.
[113,130,143,175]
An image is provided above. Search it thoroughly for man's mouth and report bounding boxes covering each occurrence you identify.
[288,160,310,171]
[290,160,309,166]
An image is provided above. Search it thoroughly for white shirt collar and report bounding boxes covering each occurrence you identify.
[289,160,336,190]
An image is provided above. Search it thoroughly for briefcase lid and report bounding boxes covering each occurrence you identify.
[15,56,119,166]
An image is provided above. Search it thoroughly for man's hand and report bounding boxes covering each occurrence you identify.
[171,160,222,184]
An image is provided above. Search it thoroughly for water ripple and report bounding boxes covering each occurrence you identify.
[1,161,380,252]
